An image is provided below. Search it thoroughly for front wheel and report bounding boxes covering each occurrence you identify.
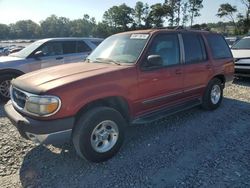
[202,78,223,110]
[72,107,126,163]
[0,75,16,101]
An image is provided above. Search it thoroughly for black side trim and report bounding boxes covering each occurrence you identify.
[142,91,182,105]
[132,98,201,124]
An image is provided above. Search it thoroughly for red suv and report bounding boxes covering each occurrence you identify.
[5,29,234,162]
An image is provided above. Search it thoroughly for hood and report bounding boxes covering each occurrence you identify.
[12,62,129,94]
[231,49,250,59]
[0,55,24,63]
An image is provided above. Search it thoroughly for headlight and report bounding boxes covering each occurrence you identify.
[25,96,61,116]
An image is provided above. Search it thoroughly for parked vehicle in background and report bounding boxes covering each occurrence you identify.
[8,46,25,54]
[225,36,240,48]
[231,36,250,77]
[0,37,103,100]
[0,47,4,56]
[5,29,234,162]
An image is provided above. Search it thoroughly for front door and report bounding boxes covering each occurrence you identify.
[136,33,184,116]
[39,41,64,69]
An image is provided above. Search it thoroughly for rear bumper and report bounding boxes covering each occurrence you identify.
[4,101,75,145]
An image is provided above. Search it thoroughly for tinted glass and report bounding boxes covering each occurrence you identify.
[76,41,91,53]
[91,40,102,46]
[147,34,180,66]
[63,41,76,54]
[183,33,207,63]
[206,34,232,59]
[39,42,63,56]
[232,38,250,49]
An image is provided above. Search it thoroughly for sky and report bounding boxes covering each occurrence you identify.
[0,0,247,25]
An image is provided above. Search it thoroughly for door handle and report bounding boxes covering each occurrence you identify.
[175,69,182,75]
[56,57,63,60]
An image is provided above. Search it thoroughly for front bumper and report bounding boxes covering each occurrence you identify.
[234,57,250,77]
[235,65,250,77]
[4,101,75,145]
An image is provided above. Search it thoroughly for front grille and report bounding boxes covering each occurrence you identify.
[12,87,27,109]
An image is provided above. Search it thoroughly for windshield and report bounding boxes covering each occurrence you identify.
[232,38,250,49]
[9,40,43,58]
[87,33,149,64]
[226,38,237,46]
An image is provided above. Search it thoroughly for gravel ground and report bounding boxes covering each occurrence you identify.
[0,78,250,188]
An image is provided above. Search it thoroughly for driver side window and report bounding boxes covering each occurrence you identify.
[38,42,63,57]
[147,34,180,67]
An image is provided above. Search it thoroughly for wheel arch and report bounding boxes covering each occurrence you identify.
[212,74,226,88]
[0,69,25,77]
[75,96,131,125]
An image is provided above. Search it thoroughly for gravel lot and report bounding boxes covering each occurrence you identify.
[0,78,250,188]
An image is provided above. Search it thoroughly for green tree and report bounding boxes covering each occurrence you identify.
[164,0,182,26]
[188,0,203,26]
[217,3,237,32]
[40,15,70,37]
[103,3,134,30]
[240,0,250,32]
[0,24,10,39]
[181,2,189,26]
[149,3,169,27]
[9,20,40,39]
[134,1,144,27]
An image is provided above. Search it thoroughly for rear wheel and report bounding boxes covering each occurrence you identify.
[0,74,16,101]
[202,78,223,110]
[72,107,126,162]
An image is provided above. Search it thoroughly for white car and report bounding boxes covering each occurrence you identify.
[0,38,103,100]
[231,36,250,77]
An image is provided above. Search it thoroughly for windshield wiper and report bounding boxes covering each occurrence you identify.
[95,58,121,65]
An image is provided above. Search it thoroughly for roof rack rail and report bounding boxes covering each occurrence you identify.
[153,26,185,30]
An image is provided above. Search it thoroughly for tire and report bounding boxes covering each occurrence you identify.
[72,106,126,163]
[202,78,223,110]
[0,74,17,102]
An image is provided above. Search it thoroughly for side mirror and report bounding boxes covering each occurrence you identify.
[147,55,163,67]
[33,51,44,59]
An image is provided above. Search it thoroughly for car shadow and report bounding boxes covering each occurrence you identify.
[18,97,250,187]
[233,77,250,87]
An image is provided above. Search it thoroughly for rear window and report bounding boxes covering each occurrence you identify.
[182,33,207,64]
[206,34,232,59]
[63,41,76,54]
[91,40,102,46]
[76,41,91,53]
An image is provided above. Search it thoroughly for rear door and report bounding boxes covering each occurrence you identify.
[74,41,92,61]
[137,33,184,115]
[62,41,79,63]
[181,32,212,98]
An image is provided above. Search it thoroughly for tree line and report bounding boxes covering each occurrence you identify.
[0,0,249,40]
[217,0,250,34]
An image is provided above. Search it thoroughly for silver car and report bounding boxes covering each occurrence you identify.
[0,37,103,100]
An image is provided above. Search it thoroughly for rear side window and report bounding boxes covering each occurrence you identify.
[182,33,207,64]
[76,41,91,53]
[91,40,102,46]
[63,41,76,54]
[206,34,232,59]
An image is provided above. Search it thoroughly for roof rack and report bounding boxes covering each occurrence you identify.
[153,26,185,30]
